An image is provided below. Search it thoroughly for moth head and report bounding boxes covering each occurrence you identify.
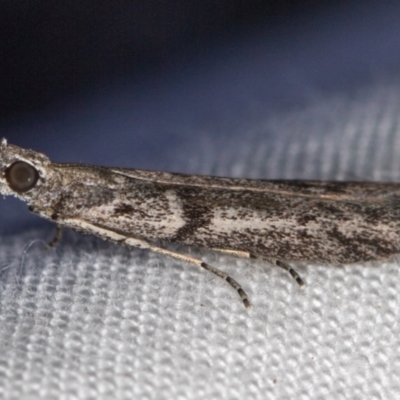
[0,138,51,199]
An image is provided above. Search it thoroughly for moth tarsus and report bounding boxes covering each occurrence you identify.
[1,138,399,308]
[275,260,305,287]
[47,226,63,250]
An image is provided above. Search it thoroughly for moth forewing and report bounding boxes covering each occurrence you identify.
[1,138,400,308]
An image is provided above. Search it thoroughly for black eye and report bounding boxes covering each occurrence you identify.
[5,161,39,193]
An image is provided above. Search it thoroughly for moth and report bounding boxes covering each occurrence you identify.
[0,139,400,308]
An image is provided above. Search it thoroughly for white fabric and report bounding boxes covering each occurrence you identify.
[2,78,400,399]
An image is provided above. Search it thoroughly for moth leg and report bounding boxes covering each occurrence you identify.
[152,246,251,308]
[274,259,305,286]
[61,218,251,308]
[212,248,304,287]
[28,206,63,250]
[211,248,252,258]
[47,226,63,250]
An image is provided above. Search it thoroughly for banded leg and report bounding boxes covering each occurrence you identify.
[61,218,251,308]
[212,248,305,287]
[274,259,305,286]
[147,246,251,308]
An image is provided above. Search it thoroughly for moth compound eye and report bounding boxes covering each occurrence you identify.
[5,161,39,193]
